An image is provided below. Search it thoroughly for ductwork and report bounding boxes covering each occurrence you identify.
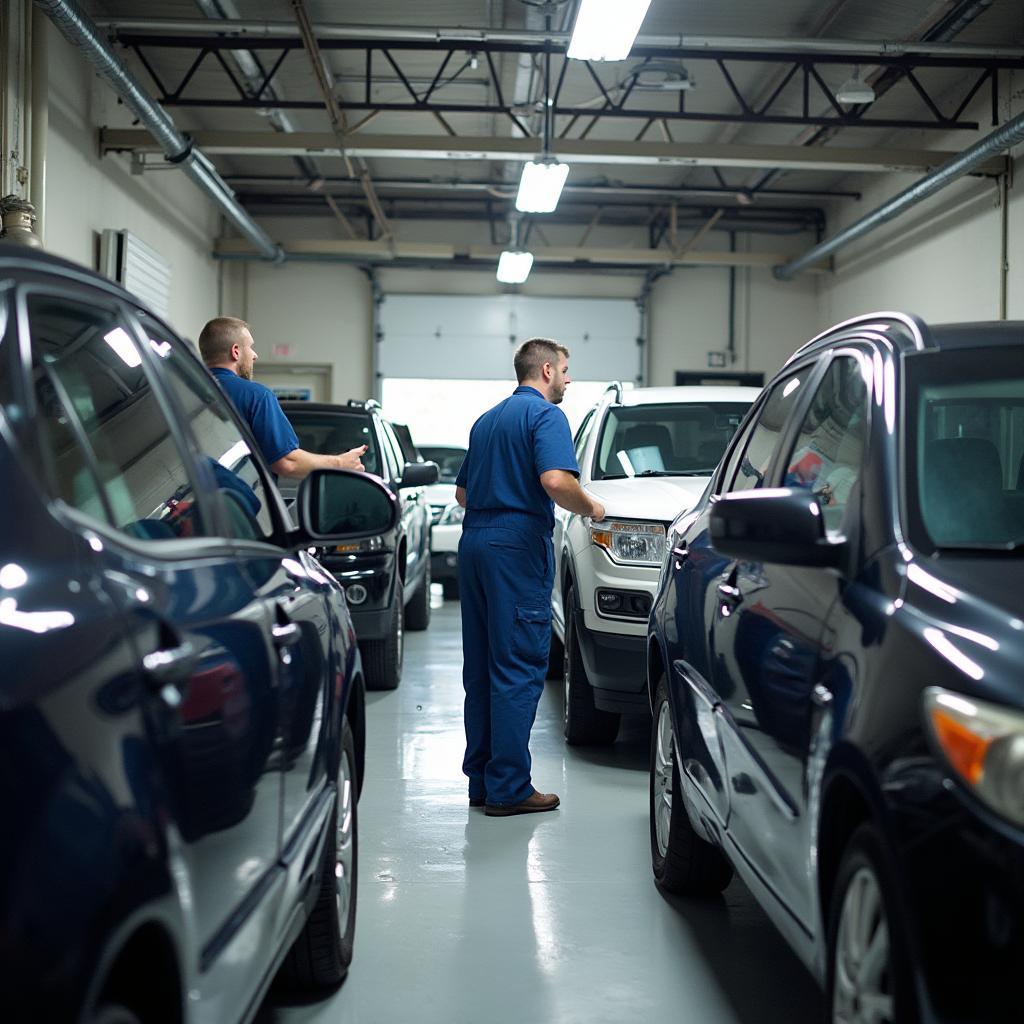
[34,0,284,263]
[773,109,1024,279]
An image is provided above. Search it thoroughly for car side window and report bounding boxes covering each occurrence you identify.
[783,355,869,534]
[725,369,809,493]
[574,409,595,463]
[27,293,211,541]
[137,313,276,542]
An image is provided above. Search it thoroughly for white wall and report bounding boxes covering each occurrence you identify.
[40,20,220,341]
[817,84,1024,328]
[232,261,374,403]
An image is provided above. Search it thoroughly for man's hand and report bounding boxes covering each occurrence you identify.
[589,499,606,522]
[336,444,367,472]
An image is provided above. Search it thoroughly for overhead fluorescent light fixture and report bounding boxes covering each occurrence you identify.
[496,250,534,284]
[568,0,652,62]
[836,68,876,105]
[515,160,569,213]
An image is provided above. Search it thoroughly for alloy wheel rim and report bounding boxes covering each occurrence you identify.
[334,751,355,928]
[833,866,894,1024]
[653,701,674,858]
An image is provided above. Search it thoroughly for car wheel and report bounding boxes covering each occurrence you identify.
[563,584,619,745]
[405,556,431,631]
[826,824,916,1024]
[281,718,358,988]
[546,625,564,680]
[442,577,460,600]
[649,672,733,895]
[361,596,403,690]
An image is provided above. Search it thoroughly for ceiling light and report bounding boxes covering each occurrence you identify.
[836,68,876,105]
[567,0,652,62]
[496,250,534,284]
[515,160,569,213]
[634,61,694,92]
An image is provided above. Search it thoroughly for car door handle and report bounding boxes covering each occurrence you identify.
[143,638,195,709]
[716,581,743,611]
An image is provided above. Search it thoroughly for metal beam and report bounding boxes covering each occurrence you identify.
[93,19,1024,60]
[100,129,1008,175]
[214,236,830,271]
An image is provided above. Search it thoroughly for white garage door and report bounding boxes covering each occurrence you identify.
[378,295,643,447]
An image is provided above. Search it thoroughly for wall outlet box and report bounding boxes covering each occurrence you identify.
[707,351,727,367]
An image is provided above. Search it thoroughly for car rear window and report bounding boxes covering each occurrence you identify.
[593,402,751,480]
[905,347,1024,550]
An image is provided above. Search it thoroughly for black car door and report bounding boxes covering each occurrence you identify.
[379,418,425,598]
[137,312,344,878]
[22,290,285,1008]
[712,352,870,928]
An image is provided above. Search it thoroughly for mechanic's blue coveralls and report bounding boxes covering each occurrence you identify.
[210,367,300,467]
[455,386,579,807]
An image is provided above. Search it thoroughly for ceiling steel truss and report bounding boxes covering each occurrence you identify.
[114,34,1024,134]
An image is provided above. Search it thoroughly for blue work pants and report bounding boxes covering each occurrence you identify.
[458,521,554,807]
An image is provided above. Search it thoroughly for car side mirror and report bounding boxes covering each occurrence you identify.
[399,461,439,487]
[709,488,845,567]
[292,469,399,544]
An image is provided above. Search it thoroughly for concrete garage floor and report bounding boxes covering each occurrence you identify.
[259,596,821,1024]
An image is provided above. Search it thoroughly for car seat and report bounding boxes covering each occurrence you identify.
[924,437,1013,544]
[617,424,674,471]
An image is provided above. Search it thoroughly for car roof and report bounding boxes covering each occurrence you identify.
[614,385,763,407]
[279,401,373,415]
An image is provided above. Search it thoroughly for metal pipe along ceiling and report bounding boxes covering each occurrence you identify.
[773,109,1024,280]
[34,0,284,263]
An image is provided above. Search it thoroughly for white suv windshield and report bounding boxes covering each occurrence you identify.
[593,402,751,480]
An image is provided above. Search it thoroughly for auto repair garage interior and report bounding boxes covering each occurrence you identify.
[2,1,1024,1022]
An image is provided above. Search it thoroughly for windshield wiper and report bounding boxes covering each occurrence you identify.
[635,469,668,477]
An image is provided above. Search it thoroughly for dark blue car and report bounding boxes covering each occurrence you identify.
[647,312,1024,1024]
[0,247,399,1023]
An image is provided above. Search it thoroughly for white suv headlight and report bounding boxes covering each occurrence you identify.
[440,503,465,525]
[924,687,1024,827]
[591,519,666,565]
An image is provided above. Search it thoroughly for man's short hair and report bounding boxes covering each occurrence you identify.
[198,316,250,366]
[514,337,569,383]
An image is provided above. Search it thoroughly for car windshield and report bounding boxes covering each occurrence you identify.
[419,446,466,484]
[905,347,1024,551]
[288,410,380,477]
[592,402,751,480]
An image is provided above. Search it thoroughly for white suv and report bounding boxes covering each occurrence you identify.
[551,383,760,744]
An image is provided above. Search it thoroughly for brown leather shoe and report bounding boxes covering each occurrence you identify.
[485,790,560,817]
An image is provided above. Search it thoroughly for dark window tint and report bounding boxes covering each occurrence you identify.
[726,370,807,493]
[379,421,404,482]
[906,347,1024,549]
[289,411,380,476]
[139,313,275,542]
[28,294,208,540]
[783,356,868,535]
[593,402,752,480]
[420,446,467,484]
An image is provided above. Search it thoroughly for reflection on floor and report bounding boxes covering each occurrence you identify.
[257,592,821,1024]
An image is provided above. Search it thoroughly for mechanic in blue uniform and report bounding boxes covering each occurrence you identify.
[199,317,366,478]
[455,338,606,817]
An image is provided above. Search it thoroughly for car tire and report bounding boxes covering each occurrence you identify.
[90,1005,143,1024]
[563,584,619,745]
[826,823,917,1024]
[281,718,358,989]
[361,597,403,690]
[405,556,431,631]
[546,626,564,680]
[649,673,733,896]
[442,577,460,600]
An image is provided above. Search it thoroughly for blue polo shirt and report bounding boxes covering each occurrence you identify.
[456,385,579,533]
[210,367,299,466]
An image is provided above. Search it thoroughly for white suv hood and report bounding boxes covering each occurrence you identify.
[584,476,709,523]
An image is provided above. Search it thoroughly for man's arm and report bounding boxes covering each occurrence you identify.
[456,486,467,508]
[272,444,367,480]
[540,470,605,520]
